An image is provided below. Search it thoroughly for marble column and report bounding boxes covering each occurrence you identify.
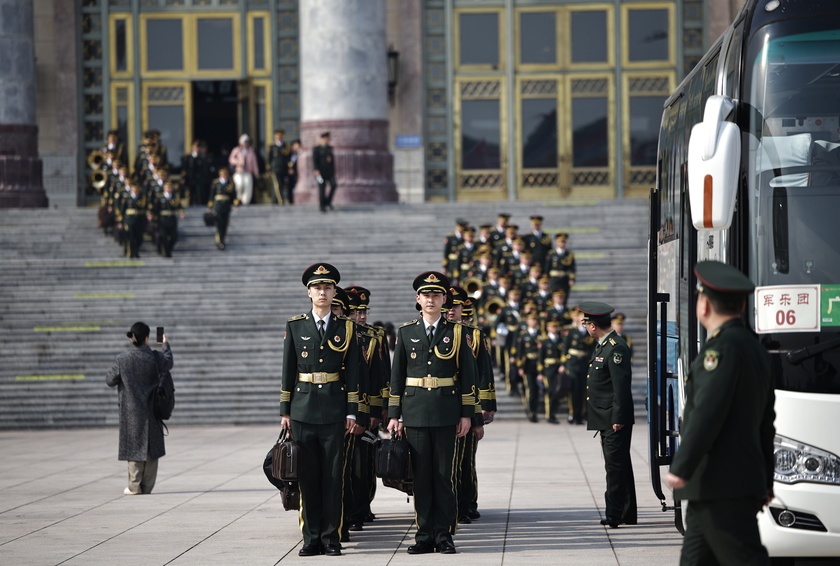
[296,0,397,204]
[0,0,48,207]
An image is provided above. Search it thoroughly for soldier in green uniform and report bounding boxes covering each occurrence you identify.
[523,214,552,268]
[312,131,336,212]
[150,181,184,258]
[563,307,597,424]
[665,261,774,565]
[459,295,495,521]
[442,218,468,278]
[388,272,479,555]
[116,182,146,259]
[513,309,543,422]
[537,315,565,424]
[544,233,576,296]
[496,287,523,395]
[206,168,239,250]
[267,128,292,204]
[489,213,510,244]
[611,313,633,360]
[280,264,361,557]
[581,301,637,528]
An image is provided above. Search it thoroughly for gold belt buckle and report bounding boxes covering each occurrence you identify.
[311,372,327,384]
[422,377,437,388]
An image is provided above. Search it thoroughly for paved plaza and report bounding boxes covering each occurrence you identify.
[0,415,685,565]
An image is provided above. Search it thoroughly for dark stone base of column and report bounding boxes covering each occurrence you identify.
[0,124,49,208]
[294,119,398,205]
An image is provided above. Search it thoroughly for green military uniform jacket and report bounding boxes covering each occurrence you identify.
[464,324,496,420]
[538,332,564,378]
[563,326,597,379]
[442,232,462,273]
[151,194,183,226]
[280,313,361,425]
[362,325,391,420]
[544,248,576,287]
[670,318,775,501]
[312,144,335,178]
[585,330,633,431]
[514,328,541,371]
[208,179,239,215]
[389,318,479,427]
[267,142,291,176]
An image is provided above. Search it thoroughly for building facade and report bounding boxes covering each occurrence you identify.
[24,0,738,207]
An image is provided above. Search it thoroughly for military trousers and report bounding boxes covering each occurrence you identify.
[317,176,336,211]
[349,433,374,522]
[544,370,561,420]
[521,366,541,419]
[291,420,345,546]
[680,497,769,566]
[214,210,230,245]
[158,219,177,257]
[405,425,458,545]
[599,425,637,524]
[456,428,478,517]
[568,372,587,423]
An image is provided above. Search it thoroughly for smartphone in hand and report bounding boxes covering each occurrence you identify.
[156,326,164,344]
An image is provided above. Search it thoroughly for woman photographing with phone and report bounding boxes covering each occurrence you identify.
[106,322,173,495]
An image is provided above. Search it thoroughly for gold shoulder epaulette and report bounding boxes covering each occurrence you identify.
[608,338,616,346]
[288,313,308,322]
[400,319,420,328]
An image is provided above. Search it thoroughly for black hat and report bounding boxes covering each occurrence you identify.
[498,213,511,220]
[320,131,330,138]
[345,286,370,309]
[449,285,468,305]
[611,313,627,323]
[462,297,475,317]
[344,289,362,311]
[555,232,569,241]
[530,215,544,222]
[694,261,755,297]
[579,301,615,326]
[413,271,450,294]
[455,217,469,228]
[302,263,340,287]
[332,286,349,310]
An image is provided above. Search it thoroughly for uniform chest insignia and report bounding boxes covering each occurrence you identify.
[301,336,311,341]
[613,353,623,365]
[410,338,420,343]
[595,357,604,363]
[410,352,417,359]
[301,351,309,358]
[334,335,341,342]
[443,336,450,344]
[704,350,719,371]
[465,334,473,348]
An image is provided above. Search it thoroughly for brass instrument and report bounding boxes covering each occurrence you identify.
[90,169,108,192]
[87,149,106,170]
[461,277,483,299]
[483,296,507,326]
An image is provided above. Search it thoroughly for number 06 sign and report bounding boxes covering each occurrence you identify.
[755,285,820,333]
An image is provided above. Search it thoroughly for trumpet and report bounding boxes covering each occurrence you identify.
[87,149,107,170]
[461,276,483,300]
[90,169,108,192]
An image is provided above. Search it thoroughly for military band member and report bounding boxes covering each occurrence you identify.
[477,223,495,250]
[523,214,552,268]
[611,313,633,360]
[181,140,215,206]
[117,182,146,259]
[493,225,519,268]
[280,264,361,557]
[665,261,774,565]
[544,233,576,295]
[102,129,129,169]
[267,128,292,205]
[496,287,522,395]
[207,168,239,251]
[562,307,597,424]
[453,226,478,282]
[442,218,468,277]
[581,301,637,529]
[490,213,510,244]
[537,315,565,424]
[513,309,543,422]
[312,131,336,212]
[466,248,494,282]
[388,271,479,555]
[150,181,184,258]
[544,289,573,330]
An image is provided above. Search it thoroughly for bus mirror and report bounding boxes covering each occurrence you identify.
[687,95,740,230]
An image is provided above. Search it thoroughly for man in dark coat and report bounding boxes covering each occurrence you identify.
[581,301,637,528]
[666,261,775,565]
[106,323,172,495]
[312,131,336,212]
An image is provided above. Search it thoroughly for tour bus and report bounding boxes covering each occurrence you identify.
[648,0,840,559]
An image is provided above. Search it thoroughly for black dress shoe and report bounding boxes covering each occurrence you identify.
[528,415,538,423]
[323,544,342,556]
[457,514,471,524]
[340,531,350,543]
[568,415,575,423]
[299,543,322,556]
[348,521,364,531]
[600,517,619,528]
[364,512,376,522]
[547,417,559,424]
[407,541,435,554]
[436,540,457,554]
[467,509,481,520]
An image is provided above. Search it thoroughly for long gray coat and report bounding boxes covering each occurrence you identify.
[106,342,173,461]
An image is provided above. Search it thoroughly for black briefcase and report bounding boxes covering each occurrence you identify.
[262,450,300,511]
[271,429,301,481]
[203,211,216,226]
[375,434,411,481]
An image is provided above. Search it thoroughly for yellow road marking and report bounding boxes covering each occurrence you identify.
[572,284,609,291]
[33,326,101,332]
[16,375,86,381]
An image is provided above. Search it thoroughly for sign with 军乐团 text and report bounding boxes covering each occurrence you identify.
[755,285,820,333]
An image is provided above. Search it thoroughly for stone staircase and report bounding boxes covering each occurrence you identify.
[0,198,650,429]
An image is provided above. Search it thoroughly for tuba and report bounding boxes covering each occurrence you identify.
[87,149,107,170]
[461,277,483,300]
[90,169,108,192]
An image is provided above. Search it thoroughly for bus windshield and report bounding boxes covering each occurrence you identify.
[748,28,840,290]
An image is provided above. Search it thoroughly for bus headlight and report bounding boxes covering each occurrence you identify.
[774,435,840,485]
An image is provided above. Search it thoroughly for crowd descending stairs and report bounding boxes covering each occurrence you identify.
[0,199,649,429]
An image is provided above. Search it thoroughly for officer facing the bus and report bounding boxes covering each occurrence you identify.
[666,261,775,566]
[580,301,637,528]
